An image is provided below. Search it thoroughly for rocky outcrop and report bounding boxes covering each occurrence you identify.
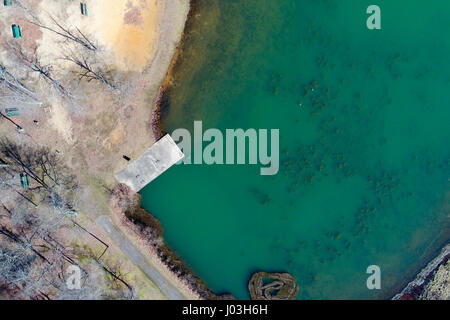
[248,272,299,300]
[392,244,450,300]
[419,261,450,300]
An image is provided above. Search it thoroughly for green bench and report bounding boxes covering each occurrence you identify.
[80,3,88,16]
[11,24,22,38]
[5,108,19,117]
[20,173,29,189]
[0,158,9,168]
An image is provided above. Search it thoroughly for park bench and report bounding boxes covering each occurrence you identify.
[20,173,29,189]
[5,108,19,117]
[11,24,22,38]
[80,3,88,16]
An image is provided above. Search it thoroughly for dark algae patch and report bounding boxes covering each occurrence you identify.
[141,0,450,299]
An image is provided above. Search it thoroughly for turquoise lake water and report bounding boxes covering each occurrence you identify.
[140,0,450,299]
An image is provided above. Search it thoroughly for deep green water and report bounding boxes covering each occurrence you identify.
[140,0,449,299]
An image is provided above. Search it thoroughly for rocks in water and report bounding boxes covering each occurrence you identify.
[248,271,299,300]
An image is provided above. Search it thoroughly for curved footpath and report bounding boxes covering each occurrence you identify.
[97,216,187,300]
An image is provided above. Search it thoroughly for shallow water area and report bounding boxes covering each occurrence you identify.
[141,0,450,299]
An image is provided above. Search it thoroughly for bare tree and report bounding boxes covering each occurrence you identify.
[0,141,132,300]
[0,110,24,133]
[0,183,77,299]
[31,15,97,52]
[0,64,41,106]
[13,0,96,52]
[0,139,78,213]
[14,0,41,23]
[0,244,36,296]
[63,50,117,90]
[4,40,72,98]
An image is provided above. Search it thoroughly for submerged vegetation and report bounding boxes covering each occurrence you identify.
[141,0,449,299]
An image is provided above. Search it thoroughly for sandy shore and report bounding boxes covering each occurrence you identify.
[107,0,218,299]
[94,0,203,299]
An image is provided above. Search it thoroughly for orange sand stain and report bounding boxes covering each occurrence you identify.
[91,0,163,71]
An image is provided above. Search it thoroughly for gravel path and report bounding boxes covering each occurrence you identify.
[96,215,187,300]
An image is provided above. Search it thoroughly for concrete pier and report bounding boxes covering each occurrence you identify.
[115,134,184,192]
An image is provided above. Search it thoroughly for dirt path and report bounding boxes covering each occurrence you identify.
[96,215,187,300]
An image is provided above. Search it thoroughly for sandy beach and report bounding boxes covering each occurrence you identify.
[81,0,201,299]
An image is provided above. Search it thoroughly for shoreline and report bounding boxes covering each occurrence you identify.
[129,0,228,299]
[392,243,450,300]
[110,183,233,300]
[151,0,197,141]
[142,0,448,300]
[145,0,193,140]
